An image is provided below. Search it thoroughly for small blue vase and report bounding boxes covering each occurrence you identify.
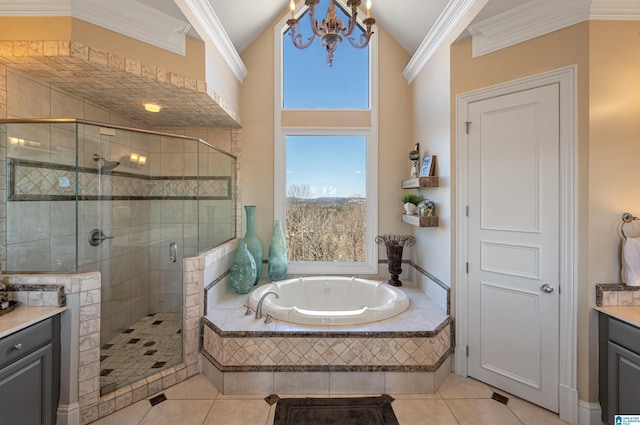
[268,220,288,281]
[230,242,257,294]
[242,206,262,285]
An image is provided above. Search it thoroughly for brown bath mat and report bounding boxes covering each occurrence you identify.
[273,394,399,425]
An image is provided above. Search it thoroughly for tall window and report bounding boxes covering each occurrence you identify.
[286,135,366,262]
[275,0,377,274]
[283,0,369,109]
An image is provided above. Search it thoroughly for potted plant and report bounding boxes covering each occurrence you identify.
[402,193,422,215]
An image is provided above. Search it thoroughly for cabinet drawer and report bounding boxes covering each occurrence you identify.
[0,319,52,369]
[609,318,640,355]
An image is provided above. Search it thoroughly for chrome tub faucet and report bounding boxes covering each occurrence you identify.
[255,291,279,320]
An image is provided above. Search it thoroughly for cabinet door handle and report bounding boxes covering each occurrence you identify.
[12,343,22,350]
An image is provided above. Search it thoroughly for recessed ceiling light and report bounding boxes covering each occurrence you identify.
[144,103,161,113]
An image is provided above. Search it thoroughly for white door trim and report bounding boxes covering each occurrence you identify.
[454,66,578,424]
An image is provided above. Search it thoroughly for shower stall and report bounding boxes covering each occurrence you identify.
[1,119,236,392]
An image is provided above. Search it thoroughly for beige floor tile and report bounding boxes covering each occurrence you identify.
[393,399,459,425]
[392,393,443,400]
[446,399,521,425]
[216,393,271,400]
[438,374,494,399]
[508,398,569,425]
[203,399,272,425]
[138,400,214,425]
[90,400,151,425]
[164,374,220,400]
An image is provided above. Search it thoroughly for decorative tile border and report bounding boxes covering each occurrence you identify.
[3,283,65,307]
[596,283,640,307]
[8,158,231,201]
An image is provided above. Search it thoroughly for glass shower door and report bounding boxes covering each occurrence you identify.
[78,124,186,393]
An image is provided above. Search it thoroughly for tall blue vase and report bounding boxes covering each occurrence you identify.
[242,205,262,285]
[230,242,256,294]
[268,220,288,281]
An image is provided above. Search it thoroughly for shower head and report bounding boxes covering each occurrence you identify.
[92,154,120,173]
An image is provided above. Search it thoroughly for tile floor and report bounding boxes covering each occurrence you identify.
[89,372,569,425]
[100,313,182,393]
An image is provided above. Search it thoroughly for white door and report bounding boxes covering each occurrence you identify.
[467,84,560,412]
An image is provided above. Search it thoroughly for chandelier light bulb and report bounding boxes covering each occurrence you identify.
[290,0,295,19]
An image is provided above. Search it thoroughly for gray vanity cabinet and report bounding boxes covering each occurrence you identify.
[599,313,640,425]
[0,315,61,425]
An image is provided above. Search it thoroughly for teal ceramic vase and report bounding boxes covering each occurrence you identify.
[230,241,256,294]
[242,205,262,285]
[268,220,288,281]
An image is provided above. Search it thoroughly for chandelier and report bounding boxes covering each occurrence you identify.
[286,0,375,67]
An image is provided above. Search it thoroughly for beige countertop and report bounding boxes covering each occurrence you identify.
[0,306,66,339]
[594,306,640,329]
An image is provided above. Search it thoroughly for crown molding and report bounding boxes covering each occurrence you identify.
[590,0,640,19]
[403,0,478,84]
[0,0,71,15]
[469,0,640,58]
[71,0,191,56]
[181,0,248,83]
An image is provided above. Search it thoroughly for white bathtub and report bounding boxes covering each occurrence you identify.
[248,276,410,325]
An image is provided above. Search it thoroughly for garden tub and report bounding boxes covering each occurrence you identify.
[248,276,410,325]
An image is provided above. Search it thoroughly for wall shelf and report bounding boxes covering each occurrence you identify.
[401,176,439,189]
[401,214,438,227]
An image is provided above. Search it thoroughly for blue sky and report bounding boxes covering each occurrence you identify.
[284,0,369,199]
[283,0,369,109]
[286,135,366,198]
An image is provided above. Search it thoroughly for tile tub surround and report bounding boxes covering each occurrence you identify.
[201,283,452,395]
[596,283,640,306]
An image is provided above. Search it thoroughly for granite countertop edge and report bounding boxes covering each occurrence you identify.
[0,306,67,339]
[594,305,640,329]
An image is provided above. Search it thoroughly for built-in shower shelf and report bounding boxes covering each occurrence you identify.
[401,214,439,227]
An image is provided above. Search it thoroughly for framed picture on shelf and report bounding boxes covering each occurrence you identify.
[420,155,436,177]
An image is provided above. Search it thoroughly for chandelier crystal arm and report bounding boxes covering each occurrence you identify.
[287,19,316,49]
[347,16,375,48]
[305,0,325,37]
[340,0,360,37]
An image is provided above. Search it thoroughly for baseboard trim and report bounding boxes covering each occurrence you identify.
[578,399,603,425]
[559,384,579,424]
[57,402,80,425]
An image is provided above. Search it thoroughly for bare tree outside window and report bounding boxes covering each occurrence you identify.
[285,133,366,264]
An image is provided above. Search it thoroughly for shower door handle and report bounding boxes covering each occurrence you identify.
[169,242,178,263]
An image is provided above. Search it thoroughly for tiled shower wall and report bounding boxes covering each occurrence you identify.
[0,70,239,345]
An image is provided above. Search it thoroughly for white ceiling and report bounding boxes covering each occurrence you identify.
[140,0,531,56]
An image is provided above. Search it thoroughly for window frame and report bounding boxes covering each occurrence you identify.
[274,0,379,274]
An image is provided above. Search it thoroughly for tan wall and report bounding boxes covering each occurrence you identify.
[450,23,593,400]
[588,19,640,399]
[72,19,206,82]
[239,11,411,260]
[0,17,206,82]
[410,44,454,286]
[0,16,72,40]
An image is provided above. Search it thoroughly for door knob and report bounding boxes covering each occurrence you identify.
[541,284,554,294]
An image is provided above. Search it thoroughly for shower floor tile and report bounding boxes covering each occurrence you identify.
[100,312,182,393]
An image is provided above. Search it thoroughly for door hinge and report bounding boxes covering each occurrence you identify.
[465,121,471,134]
[466,262,469,273]
[466,205,469,217]
[466,345,469,357]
